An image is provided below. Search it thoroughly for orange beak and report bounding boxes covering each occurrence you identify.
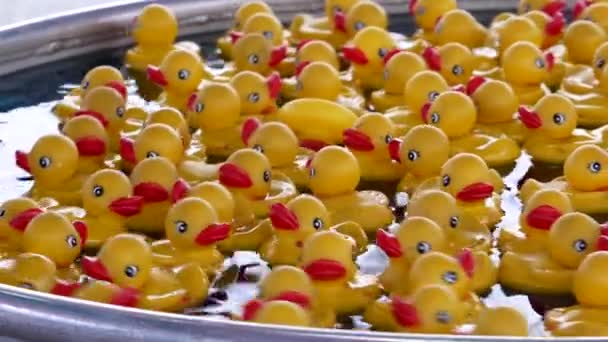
[422,46,442,72]
[333,11,347,33]
[343,128,375,152]
[133,182,170,202]
[81,256,112,282]
[303,259,347,281]
[342,46,369,65]
[75,136,107,156]
[269,203,299,230]
[15,150,30,173]
[376,229,403,258]
[73,221,88,247]
[267,72,282,99]
[456,182,494,202]
[195,223,231,245]
[518,106,543,129]
[458,248,475,278]
[119,137,136,164]
[526,205,562,230]
[388,138,402,163]
[219,163,253,188]
[109,196,144,217]
[9,208,44,231]
[146,65,168,86]
[171,179,190,203]
[241,117,261,145]
[392,296,420,327]
[74,110,109,127]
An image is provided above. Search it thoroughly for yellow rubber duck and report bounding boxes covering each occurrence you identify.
[390,125,451,194]
[289,0,359,48]
[416,153,504,227]
[243,300,312,326]
[519,93,607,164]
[146,107,192,149]
[410,0,458,43]
[422,91,521,167]
[151,197,230,274]
[120,123,185,170]
[308,146,393,233]
[564,20,607,66]
[370,51,427,112]
[277,98,357,150]
[518,0,566,16]
[61,116,110,174]
[231,12,286,49]
[343,113,405,181]
[293,40,340,75]
[230,71,281,117]
[469,307,529,336]
[15,134,87,206]
[231,33,287,76]
[490,16,543,55]
[81,169,143,248]
[126,157,189,234]
[422,43,476,86]
[500,211,607,295]
[501,41,553,105]
[545,251,608,336]
[146,49,205,111]
[557,41,608,98]
[0,198,43,255]
[341,26,398,90]
[434,9,488,48]
[523,10,565,49]
[82,233,208,312]
[576,2,608,33]
[560,57,608,127]
[217,1,274,60]
[299,230,382,322]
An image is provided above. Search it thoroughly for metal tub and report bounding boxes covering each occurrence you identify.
[0,0,591,341]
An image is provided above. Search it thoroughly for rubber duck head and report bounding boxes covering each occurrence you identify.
[518,0,566,16]
[564,144,608,192]
[496,16,543,54]
[423,91,477,139]
[407,190,464,238]
[523,10,565,49]
[245,300,312,326]
[238,13,284,46]
[129,157,188,204]
[230,71,281,115]
[518,94,576,138]
[187,82,241,132]
[295,40,340,74]
[564,20,607,65]
[382,51,427,95]
[501,41,552,86]
[440,153,495,203]
[404,71,450,117]
[22,212,86,268]
[376,216,446,264]
[422,43,475,86]
[389,125,449,178]
[76,86,127,133]
[259,265,314,304]
[0,197,42,243]
[434,9,487,48]
[308,146,360,197]
[342,26,397,69]
[82,169,143,218]
[300,230,357,283]
[408,250,474,298]
[82,233,152,289]
[232,33,287,75]
[410,0,458,32]
[391,285,464,333]
[343,112,395,159]
[186,182,235,223]
[334,0,388,37]
[520,189,573,232]
[573,251,608,307]
[61,116,109,160]
[270,194,330,240]
[10,253,59,294]
[219,149,272,199]
[165,197,230,249]
[548,212,606,269]
[242,119,299,168]
[295,62,341,101]
[120,123,184,166]
[473,307,529,336]
[131,4,178,49]
[468,78,519,124]
[79,66,126,101]
[233,1,273,31]
[147,49,204,94]
[147,107,190,147]
[592,41,608,79]
[576,2,608,33]
[15,134,79,188]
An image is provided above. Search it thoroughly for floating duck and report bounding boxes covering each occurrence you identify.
[501,41,553,105]
[518,0,566,16]
[230,71,281,117]
[0,198,43,256]
[422,43,476,86]
[61,116,110,174]
[490,16,543,55]
[146,107,192,149]
[422,91,521,167]
[342,113,405,181]
[564,20,607,66]
[560,59,608,127]
[342,26,397,90]
[82,233,209,312]
[81,169,143,248]
[370,51,427,112]
[231,12,288,52]
[523,10,565,50]
[120,123,185,172]
[575,1,608,33]
[410,0,458,43]
[294,40,340,74]
[520,144,608,214]
[469,307,529,336]
[308,146,393,233]
[243,300,312,326]
[217,1,274,60]
[231,33,287,76]
[434,9,488,48]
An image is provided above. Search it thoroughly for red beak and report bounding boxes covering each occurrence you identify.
[81,256,112,281]
[383,49,402,65]
[105,81,127,99]
[110,287,140,307]
[269,203,300,230]
[597,226,608,250]
[219,163,253,188]
[295,61,311,76]
[267,72,282,99]
[195,223,231,245]
[296,39,312,51]
[299,139,328,152]
[241,117,261,145]
[51,280,80,296]
[457,248,475,278]
[518,106,543,129]
[171,179,190,203]
[545,12,565,36]
[526,205,562,230]
[119,137,136,164]
[229,31,244,44]
[109,196,144,217]
[343,128,375,152]
[392,296,420,327]
[456,182,494,202]
[303,259,347,281]
[342,46,369,65]
[75,136,107,156]
[573,0,592,19]
[422,47,442,71]
[388,138,402,163]
[187,93,198,112]
[146,65,168,86]
[269,45,288,67]
[466,76,487,96]
[9,208,44,231]
[15,150,31,173]
[271,291,311,308]
[546,52,555,71]
[409,0,418,14]
[73,221,88,247]
[542,0,567,17]
[334,11,347,33]
[420,102,432,123]
[452,84,466,93]
[376,229,403,258]
[133,182,170,202]
[74,110,110,127]
[243,299,264,321]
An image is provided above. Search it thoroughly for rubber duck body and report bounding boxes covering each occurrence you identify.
[217,1,274,60]
[230,71,282,118]
[61,116,110,174]
[576,2,608,33]
[410,0,458,43]
[308,146,393,233]
[423,43,476,86]
[434,9,488,48]
[560,59,608,127]
[82,233,208,312]
[231,33,287,76]
[469,307,529,336]
[501,41,553,105]
[518,0,567,16]
[0,198,43,256]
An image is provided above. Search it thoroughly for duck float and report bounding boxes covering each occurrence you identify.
[564,20,607,67]
[518,0,566,16]
[489,16,543,56]
[61,116,110,174]
[466,306,529,336]
[293,39,340,74]
[422,43,476,87]
[575,1,608,32]
[217,1,274,60]
[410,0,458,43]
[230,70,281,118]
[230,33,287,76]
[243,300,312,326]
[523,10,565,50]
[0,198,43,256]
[145,107,192,149]
[120,123,187,173]
[434,9,488,48]
[289,0,358,48]
[500,41,553,105]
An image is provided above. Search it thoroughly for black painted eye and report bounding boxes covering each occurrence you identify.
[82,81,90,90]
[146,151,159,159]
[124,265,139,278]
[92,185,104,197]
[312,218,323,230]
[178,69,190,80]
[176,220,188,234]
[589,161,602,173]
[407,150,420,161]
[553,113,566,125]
[252,144,264,153]
[0,209,5,217]
[573,239,588,252]
[430,112,440,124]
[428,91,440,101]
[263,170,271,182]
[535,58,546,69]
[39,156,51,169]
[248,92,260,103]
[442,175,451,187]
[116,106,125,118]
[378,48,388,58]
[195,102,204,113]
[449,216,459,228]
[309,167,316,177]
[354,21,365,31]
[384,134,393,144]
[452,65,464,76]
[66,235,78,248]
[248,54,260,65]
[597,58,606,69]
[416,241,431,254]
[442,270,458,284]
[436,311,452,324]
[262,31,273,40]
